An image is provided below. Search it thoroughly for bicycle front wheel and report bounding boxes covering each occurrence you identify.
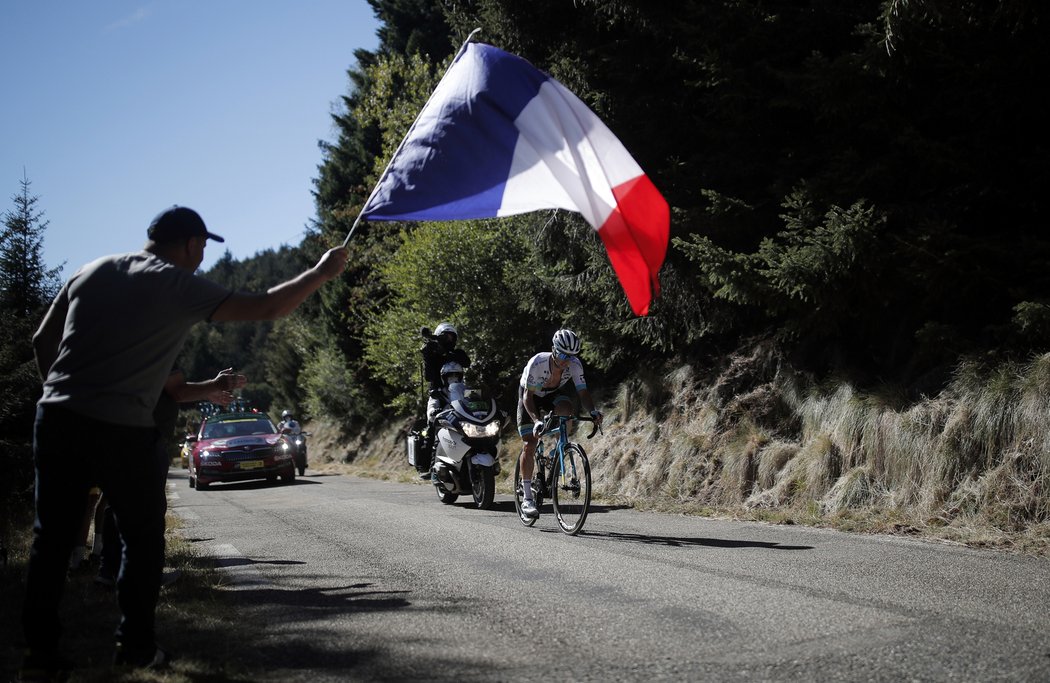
[551,444,591,535]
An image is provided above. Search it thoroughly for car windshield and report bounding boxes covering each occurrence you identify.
[201,418,276,440]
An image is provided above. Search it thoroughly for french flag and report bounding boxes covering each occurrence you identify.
[360,42,670,316]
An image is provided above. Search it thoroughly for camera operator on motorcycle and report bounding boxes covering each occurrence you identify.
[517,328,604,518]
[419,322,471,478]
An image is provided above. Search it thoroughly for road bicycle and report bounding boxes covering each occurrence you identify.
[514,412,601,535]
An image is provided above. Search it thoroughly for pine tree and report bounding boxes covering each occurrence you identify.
[0,173,63,510]
[0,173,62,316]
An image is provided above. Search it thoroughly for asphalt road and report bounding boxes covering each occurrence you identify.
[168,469,1050,682]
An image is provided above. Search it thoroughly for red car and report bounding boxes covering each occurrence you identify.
[187,412,296,490]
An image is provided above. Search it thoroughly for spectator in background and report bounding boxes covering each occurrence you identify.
[95,367,246,588]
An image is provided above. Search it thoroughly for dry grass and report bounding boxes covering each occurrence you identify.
[303,353,1050,555]
[0,504,264,682]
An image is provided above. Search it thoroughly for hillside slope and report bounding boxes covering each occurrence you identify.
[307,347,1050,555]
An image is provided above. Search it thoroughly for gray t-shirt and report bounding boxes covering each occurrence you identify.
[38,251,232,427]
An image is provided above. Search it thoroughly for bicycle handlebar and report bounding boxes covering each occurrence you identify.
[538,412,604,439]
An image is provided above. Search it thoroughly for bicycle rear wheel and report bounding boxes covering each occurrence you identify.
[551,444,591,535]
[513,452,541,527]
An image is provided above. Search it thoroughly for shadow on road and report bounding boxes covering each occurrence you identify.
[230,581,412,613]
[216,556,308,567]
[194,478,324,492]
[584,530,814,551]
[457,501,633,514]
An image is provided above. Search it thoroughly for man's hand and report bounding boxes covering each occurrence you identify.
[316,246,349,280]
[214,368,248,391]
[206,368,248,406]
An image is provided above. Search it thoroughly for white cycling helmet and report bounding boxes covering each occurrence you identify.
[440,361,464,385]
[281,409,292,419]
[434,322,458,338]
[552,328,581,356]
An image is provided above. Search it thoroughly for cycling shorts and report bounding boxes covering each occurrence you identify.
[517,384,573,437]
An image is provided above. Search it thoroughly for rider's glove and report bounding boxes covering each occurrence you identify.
[534,420,544,437]
[590,409,603,424]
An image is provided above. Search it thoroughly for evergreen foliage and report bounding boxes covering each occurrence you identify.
[0,175,62,509]
[177,0,1050,437]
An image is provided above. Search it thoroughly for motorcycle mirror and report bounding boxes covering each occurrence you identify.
[420,326,432,339]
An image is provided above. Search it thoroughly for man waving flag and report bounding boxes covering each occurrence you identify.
[357,40,670,317]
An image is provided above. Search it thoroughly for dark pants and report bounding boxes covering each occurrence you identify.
[22,404,167,653]
[97,502,121,581]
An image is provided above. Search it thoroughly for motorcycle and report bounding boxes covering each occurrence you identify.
[281,428,309,476]
[429,382,503,509]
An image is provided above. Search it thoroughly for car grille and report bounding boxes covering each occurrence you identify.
[221,445,275,461]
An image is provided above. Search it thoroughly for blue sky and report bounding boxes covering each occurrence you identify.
[0,2,380,274]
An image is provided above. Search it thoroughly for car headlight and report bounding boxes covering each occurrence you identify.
[200,450,220,462]
[462,421,500,438]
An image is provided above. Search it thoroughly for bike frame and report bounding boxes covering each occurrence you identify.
[515,412,599,534]
[535,415,580,495]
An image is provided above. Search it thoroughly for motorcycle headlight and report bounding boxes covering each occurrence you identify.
[462,421,500,438]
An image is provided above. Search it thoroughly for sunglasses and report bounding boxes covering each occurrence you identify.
[554,352,575,361]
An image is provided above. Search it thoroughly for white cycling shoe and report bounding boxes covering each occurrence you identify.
[521,499,539,518]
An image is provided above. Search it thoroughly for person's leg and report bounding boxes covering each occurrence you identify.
[516,391,542,516]
[95,502,120,586]
[99,426,166,655]
[22,405,94,656]
[90,492,107,560]
[424,394,448,478]
[70,488,100,570]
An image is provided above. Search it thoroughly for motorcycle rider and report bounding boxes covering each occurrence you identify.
[419,322,471,478]
[517,328,603,518]
[278,409,306,467]
[277,409,301,435]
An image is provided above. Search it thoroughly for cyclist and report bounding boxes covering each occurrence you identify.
[517,328,603,518]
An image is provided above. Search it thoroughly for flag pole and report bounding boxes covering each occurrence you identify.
[341,28,483,248]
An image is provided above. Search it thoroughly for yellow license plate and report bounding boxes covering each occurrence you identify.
[238,460,264,470]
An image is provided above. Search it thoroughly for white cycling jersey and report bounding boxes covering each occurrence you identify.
[519,352,587,397]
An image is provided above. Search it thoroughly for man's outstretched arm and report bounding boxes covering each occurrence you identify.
[212,246,347,322]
